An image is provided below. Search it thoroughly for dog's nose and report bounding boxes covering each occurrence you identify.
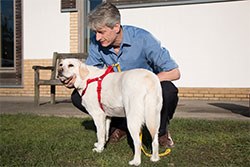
[57,66,63,77]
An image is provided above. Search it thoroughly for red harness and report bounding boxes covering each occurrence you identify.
[81,66,114,111]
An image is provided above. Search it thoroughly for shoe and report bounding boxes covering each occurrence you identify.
[108,128,127,143]
[159,132,175,148]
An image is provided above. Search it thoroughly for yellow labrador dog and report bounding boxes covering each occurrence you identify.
[57,58,162,166]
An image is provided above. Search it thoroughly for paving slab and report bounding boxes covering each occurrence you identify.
[175,99,249,120]
[0,96,249,121]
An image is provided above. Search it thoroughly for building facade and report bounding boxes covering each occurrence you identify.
[0,0,249,101]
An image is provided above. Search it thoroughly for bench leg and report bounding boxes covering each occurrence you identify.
[34,69,40,106]
[51,85,56,104]
[34,84,40,106]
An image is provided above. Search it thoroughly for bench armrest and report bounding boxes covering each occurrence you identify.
[32,65,54,70]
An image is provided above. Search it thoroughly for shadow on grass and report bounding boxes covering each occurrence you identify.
[81,119,96,132]
[209,103,250,117]
[80,119,155,153]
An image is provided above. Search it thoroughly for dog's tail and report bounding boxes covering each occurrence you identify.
[144,87,162,160]
[144,92,162,139]
[144,76,162,136]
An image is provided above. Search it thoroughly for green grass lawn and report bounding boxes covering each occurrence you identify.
[0,114,249,167]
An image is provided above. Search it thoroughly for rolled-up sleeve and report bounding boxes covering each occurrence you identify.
[143,33,178,73]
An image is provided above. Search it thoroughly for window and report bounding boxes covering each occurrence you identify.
[1,0,14,68]
[0,0,22,87]
[61,0,77,12]
[78,0,102,53]
[61,0,102,53]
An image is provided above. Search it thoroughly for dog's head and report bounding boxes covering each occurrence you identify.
[57,58,89,88]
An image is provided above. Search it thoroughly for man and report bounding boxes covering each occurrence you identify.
[70,2,180,147]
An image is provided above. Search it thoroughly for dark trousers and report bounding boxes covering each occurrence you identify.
[71,81,178,136]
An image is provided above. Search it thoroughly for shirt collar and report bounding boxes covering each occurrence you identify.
[101,26,131,54]
[121,26,132,47]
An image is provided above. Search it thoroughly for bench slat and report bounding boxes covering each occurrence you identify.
[38,79,63,85]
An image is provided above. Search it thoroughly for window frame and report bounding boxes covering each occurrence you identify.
[0,0,23,88]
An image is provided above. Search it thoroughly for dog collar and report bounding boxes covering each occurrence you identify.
[81,66,114,111]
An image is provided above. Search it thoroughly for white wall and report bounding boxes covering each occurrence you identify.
[120,1,250,88]
[23,0,70,59]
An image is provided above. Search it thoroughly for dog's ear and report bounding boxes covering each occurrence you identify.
[79,63,89,80]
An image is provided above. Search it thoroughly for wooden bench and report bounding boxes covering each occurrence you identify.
[32,52,88,106]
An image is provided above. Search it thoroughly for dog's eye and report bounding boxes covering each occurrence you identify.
[68,64,74,68]
[59,63,63,67]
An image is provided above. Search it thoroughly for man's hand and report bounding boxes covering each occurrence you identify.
[157,68,180,82]
[64,75,76,89]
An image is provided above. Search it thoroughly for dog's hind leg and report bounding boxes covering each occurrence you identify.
[149,127,160,162]
[146,117,160,162]
[147,126,160,162]
[145,95,161,162]
[127,119,142,166]
[125,99,144,166]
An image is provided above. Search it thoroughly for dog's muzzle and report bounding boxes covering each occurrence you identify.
[57,67,69,83]
[57,68,75,89]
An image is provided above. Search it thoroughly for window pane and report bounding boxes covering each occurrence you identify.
[89,0,102,34]
[1,0,14,68]
[90,0,102,10]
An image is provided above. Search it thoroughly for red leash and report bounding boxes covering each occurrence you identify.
[81,66,114,111]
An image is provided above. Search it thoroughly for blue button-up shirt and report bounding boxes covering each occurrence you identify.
[86,25,178,74]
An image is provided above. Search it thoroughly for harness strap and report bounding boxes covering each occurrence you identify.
[112,63,121,72]
[81,66,114,111]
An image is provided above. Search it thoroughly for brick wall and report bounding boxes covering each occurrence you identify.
[179,87,250,101]
[70,12,78,53]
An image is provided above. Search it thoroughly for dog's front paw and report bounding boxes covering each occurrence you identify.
[128,159,141,166]
[92,147,104,153]
[92,142,104,153]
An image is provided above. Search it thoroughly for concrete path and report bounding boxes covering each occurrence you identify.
[0,96,249,121]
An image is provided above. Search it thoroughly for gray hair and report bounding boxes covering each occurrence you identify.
[88,2,120,31]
